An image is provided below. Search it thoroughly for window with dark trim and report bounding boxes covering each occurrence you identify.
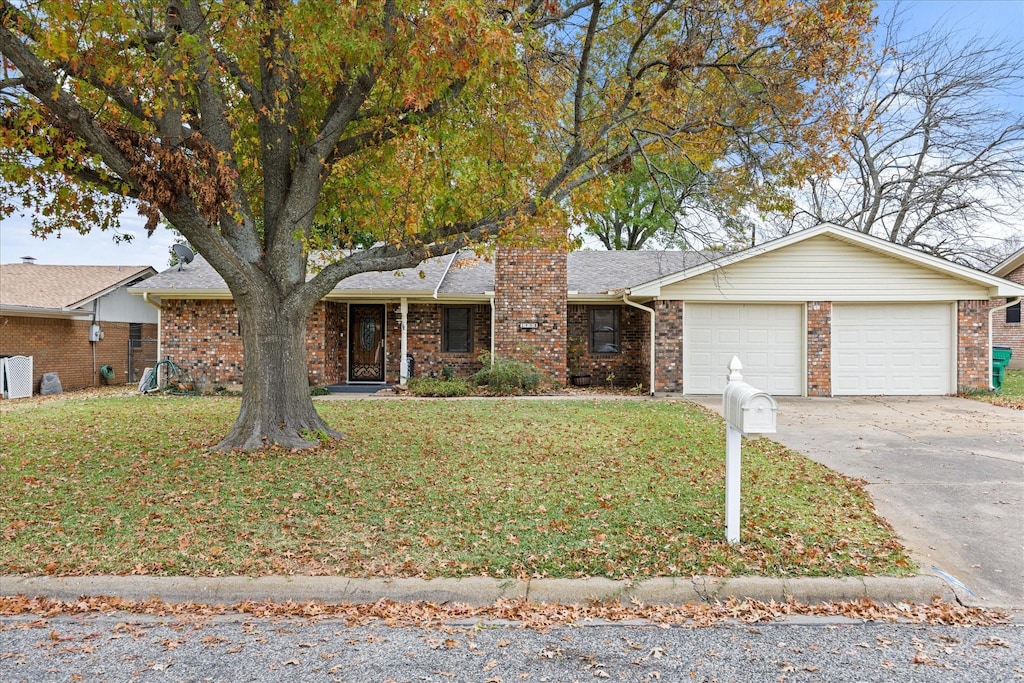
[443,307,473,353]
[129,322,143,348]
[1008,300,1022,324]
[590,307,620,353]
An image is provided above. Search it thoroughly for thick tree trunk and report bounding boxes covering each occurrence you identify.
[214,291,341,451]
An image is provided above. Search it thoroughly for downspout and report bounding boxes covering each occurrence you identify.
[142,293,163,370]
[623,294,656,396]
[91,300,99,386]
[988,297,1021,390]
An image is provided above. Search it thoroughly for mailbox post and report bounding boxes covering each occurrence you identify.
[722,356,777,544]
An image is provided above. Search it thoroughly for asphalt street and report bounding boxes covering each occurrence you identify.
[2,613,1022,682]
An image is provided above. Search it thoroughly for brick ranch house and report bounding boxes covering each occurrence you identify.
[990,247,1024,370]
[0,261,158,392]
[130,224,1024,396]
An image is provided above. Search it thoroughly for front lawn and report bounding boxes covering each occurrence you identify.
[0,396,912,579]
[969,369,1024,410]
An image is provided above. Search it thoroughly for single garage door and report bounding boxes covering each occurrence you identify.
[832,303,953,395]
[684,304,803,395]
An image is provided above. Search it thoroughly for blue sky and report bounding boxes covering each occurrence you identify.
[1,0,1021,270]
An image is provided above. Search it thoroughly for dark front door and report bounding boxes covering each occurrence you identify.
[349,304,385,382]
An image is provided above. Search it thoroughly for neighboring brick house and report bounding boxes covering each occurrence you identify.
[990,247,1024,370]
[131,224,1024,396]
[0,260,158,393]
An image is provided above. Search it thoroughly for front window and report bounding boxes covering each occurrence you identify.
[590,307,620,353]
[1007,300,1021,324]
[443,307,473,353]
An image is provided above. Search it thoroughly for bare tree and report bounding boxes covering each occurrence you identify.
[774,9,1024,265]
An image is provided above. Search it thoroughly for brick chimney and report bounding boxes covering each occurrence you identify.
[492,236,568,382]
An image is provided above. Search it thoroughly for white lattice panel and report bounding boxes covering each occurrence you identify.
[2,355,33,399]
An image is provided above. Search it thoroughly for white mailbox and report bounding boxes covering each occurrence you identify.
[721,356,778,544]
[723,382,777,434]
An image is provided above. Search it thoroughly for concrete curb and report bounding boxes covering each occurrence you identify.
[1,574,958,608]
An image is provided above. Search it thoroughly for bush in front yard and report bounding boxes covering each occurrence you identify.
[471,353,541,394]
[406,377,472,397]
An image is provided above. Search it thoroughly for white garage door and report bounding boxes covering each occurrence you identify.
[684,304,803,395]
[832,303,953,395]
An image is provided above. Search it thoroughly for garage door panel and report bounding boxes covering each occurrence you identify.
[832,303,952,395]
[684,304,803,395]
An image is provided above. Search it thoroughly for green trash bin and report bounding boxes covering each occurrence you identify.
[992,346,1012,391]
[100,364,115,383]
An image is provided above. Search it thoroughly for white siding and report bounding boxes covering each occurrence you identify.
[660,235,990,301]
[832,303,954,395]
[75,288,158,324]
[684,304,803,395]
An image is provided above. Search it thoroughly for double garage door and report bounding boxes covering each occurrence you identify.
[683,303,953,396]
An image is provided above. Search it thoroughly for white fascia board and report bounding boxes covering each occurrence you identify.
[0,304,92,319]
[128,288,233,299]
[324,289,438,301]
[568,293,639,304]
[992,247,1024,277]
[628,223,1024,298]
[431,294,494,303]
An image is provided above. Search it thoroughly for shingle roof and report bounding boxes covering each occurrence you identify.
[131,249,724,297]
[0,263,155,309]
[567,250,718,293]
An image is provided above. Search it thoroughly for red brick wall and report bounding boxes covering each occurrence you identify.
[0,316,153,392]
[566,304,648,388]
[806,301,832,397]
[159,299,499,387]
[160,300,243,386]
[325,303,345,384]
[493,247,567,382]
[159,300,342,387]
[991,263,1023,369]
[958,300,990,392]
[653,300,683,392]
[392,303,491,382]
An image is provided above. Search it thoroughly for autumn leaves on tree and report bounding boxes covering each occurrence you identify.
[0,0,874,448]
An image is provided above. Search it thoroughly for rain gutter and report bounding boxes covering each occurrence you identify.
[623,294,656,396]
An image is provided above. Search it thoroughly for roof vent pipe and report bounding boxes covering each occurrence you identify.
[20,256,36,264]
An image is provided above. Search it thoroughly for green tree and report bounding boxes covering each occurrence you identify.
[1,0,874,449]
[576,156,773,251]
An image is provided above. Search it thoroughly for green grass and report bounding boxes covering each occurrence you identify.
[0,395,912,579]
[969,369,1024,409]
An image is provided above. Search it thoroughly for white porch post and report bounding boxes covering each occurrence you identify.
[399,298,409,384]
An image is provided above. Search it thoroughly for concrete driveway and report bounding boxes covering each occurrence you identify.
[689,395,1024,610]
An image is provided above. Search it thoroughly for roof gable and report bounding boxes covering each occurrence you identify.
[629,224,1024,299]
[992,247,1024,279]
[0,263,155,309]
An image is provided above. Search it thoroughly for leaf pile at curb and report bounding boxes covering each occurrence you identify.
[0,595,1008,629]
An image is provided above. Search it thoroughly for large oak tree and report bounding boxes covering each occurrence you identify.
[1,0,873,449]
